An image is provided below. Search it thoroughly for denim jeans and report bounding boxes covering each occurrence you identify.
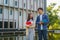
[26,28,35,40]
[38,30,48,40]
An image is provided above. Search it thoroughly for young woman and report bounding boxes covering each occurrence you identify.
[26,13,35,40]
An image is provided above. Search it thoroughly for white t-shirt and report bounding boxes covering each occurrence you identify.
[40,14,43,30]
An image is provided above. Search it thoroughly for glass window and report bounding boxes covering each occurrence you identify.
[10,22,16,28]
[20,11,21,16]
[10,10,12,15]
[5,0,8,4]
[0,8,2,14]
[4,22,8,28]
[15,1,17,6]
[24,3,25,7]
[0,21,2,28]
[10,22,13,28]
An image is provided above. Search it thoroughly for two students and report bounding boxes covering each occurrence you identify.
[26,8,49,40]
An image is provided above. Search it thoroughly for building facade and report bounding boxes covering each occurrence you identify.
[0,0,46,29]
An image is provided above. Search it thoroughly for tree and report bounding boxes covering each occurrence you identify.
[47,3,60,29]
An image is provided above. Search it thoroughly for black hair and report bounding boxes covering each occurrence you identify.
[37,8,43,11]
[27,13,33,21]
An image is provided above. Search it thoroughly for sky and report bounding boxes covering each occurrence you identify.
[47,0,60,6]
[47,0,60,17]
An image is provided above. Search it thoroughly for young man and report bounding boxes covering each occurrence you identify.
[36,8,49,40]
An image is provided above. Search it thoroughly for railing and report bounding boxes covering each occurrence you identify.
[0,28,60,33]
[0,29,60,40]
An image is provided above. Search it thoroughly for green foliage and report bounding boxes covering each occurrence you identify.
[47,3,60,29]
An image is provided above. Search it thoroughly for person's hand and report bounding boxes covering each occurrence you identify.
[40,22,43,25]
[26,25,30,28]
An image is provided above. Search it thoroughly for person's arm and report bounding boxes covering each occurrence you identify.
[30,21,35,28]
[36,16,40,25]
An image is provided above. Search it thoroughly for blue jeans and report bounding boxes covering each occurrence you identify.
[26,28,35,40]
[38,30,48,40]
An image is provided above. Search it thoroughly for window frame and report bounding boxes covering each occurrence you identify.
[10,10,12,15]
[15,1,18,6]
[0,8,3,14]
[5,0,8,4]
